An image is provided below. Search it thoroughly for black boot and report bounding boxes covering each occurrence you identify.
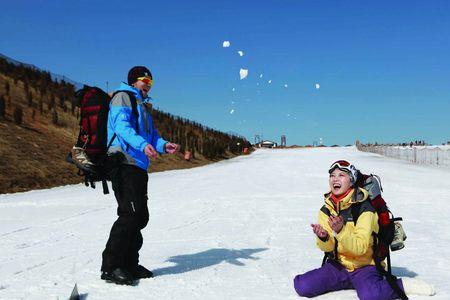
[101,268,134,285]
[129,265,154,279]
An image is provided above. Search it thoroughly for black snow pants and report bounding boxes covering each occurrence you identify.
[101,164,149,272]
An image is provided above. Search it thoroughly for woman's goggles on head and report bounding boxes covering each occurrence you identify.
[329,160,351,173]
[137,76,153,86]
[329,160,357,182]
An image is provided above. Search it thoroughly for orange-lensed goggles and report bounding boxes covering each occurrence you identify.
[137,76,153,86]
[328,160,351,173]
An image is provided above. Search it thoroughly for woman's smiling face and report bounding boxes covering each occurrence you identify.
[329,168,352,196]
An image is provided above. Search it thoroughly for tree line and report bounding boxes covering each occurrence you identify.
[152,109,252,159]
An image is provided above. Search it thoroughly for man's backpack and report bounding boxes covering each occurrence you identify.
[66,85,138,194]
[322,173,408,299]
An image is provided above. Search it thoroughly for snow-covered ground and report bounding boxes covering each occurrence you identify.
[1,147,449,300]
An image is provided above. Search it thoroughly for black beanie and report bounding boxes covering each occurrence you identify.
[127,66,152,85]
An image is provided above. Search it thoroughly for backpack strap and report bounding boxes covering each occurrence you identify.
[111,90,139,132]
[319,205,338,266]
[111,90,140,152]
[93,91,139,195]
[373,234,409,300]
[351,197,407,299]
[350,195,375,224]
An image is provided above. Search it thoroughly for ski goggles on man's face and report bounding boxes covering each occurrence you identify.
[137,76,153,86]
[329,160,351,173]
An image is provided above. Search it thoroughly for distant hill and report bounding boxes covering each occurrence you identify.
[0,54,252,194]
[0,53,83,89]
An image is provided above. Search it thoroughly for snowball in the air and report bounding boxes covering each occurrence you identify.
[315,83,320,89]
[284,84,288,88]
[237,51,244,56]
[232,88,235,92]
[259,74,263,78]
[268,80,272,84]
[239,68,248,80]
[230,109,235,114]
[223,41,231,47]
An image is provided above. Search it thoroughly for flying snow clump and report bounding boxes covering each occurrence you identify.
[239,68,248,80]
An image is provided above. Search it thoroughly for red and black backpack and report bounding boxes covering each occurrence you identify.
[75,86,113,163]
[66,85,138,193]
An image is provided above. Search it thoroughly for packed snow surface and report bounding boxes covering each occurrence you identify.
[1,147,449,300]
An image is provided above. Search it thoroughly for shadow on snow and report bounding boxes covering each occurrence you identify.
[392,266,418,278]
[153,247,268,277]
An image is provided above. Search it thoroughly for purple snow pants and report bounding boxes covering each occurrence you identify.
[293,261,404,300]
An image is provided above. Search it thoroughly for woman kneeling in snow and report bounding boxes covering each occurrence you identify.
[293,160,435,299]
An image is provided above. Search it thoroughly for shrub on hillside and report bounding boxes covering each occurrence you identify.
[52,109,58,125]
[0,95,5,118]
[5,81,10,95]
[39,99,43,114]
[13,106,23,125]
[27,92,33,107]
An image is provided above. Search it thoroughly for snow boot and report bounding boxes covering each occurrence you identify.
[130,265,154,279]
[101,268,133,285]
[71,146,94,172]
[391,221,407,251]
[402,278,436,296]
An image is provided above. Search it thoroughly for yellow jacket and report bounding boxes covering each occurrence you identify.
[316,188,379,272]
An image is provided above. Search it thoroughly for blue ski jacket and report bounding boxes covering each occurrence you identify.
[107,82,167,171]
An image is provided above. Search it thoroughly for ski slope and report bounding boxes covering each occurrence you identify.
[0,147,449,300]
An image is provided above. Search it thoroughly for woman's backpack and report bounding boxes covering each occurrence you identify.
[354,172,408,299]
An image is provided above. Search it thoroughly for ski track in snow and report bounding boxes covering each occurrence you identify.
[1,147,449,299]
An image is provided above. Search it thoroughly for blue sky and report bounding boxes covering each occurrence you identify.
[1,0,449,145]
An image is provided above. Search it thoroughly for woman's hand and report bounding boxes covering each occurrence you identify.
[311,224,329,240]
[328,215,344,234]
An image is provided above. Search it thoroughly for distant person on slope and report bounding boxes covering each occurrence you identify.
[100,66,179,285]
[293,160,435,299]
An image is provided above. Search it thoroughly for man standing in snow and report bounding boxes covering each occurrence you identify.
[100,66,179,285]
